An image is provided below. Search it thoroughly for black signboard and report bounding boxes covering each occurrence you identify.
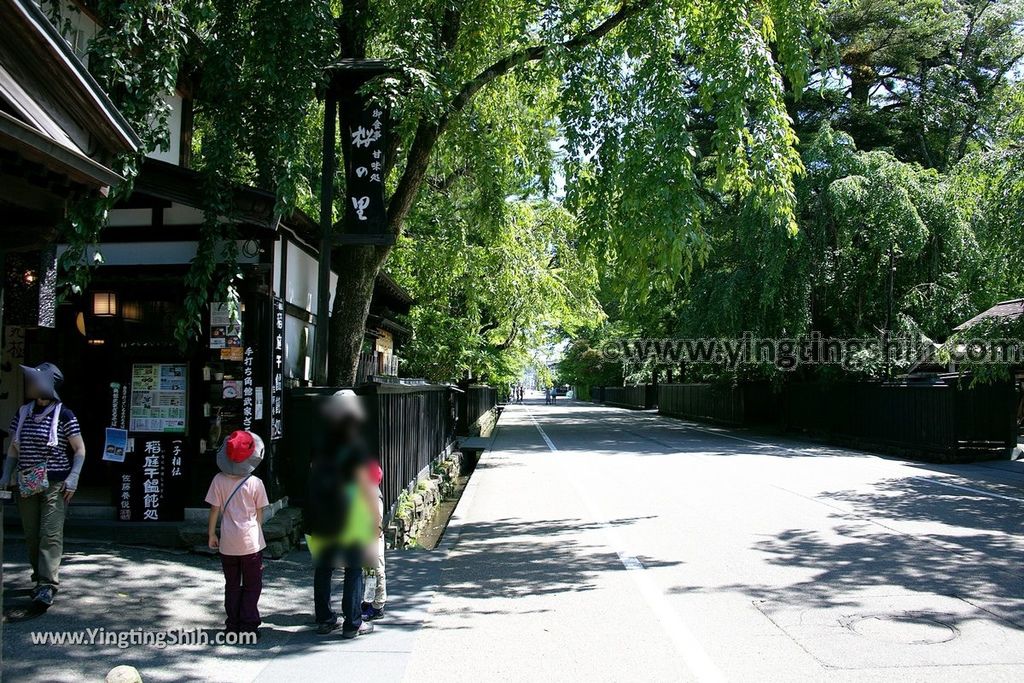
[341,96,392,244]
[271,297,284,440]
[117,436,187,522]
[242,346,255,430]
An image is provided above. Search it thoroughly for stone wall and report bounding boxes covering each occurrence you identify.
[386,449,465,549]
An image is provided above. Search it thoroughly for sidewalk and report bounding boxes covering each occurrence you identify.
[1,522,444,681]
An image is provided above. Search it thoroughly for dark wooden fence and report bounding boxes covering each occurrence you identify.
[458,384,498,435]
[657,382,780,425]
[590,384,657,409]
[281,382,459,517]
[657,380,1018,462]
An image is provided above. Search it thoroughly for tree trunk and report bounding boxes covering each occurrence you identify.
[328,244,389,385]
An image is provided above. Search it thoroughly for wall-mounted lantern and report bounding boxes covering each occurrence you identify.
[92,291,118,317]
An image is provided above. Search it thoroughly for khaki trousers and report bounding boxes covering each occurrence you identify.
[17,483,66,588]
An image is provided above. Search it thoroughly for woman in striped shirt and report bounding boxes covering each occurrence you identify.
[0,362,86,609]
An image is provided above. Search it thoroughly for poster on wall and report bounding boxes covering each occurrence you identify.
[102,427,128,463]
[129,363,187,433]
[210,302,242,349]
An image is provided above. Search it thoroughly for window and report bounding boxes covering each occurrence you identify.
[284,314,313,386]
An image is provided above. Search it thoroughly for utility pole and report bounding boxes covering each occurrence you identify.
[885,247,896,380]
[313,93,337,386]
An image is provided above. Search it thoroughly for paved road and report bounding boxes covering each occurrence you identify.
[403,398,1024,682]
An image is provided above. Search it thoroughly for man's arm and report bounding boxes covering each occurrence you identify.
[358,465,382,533]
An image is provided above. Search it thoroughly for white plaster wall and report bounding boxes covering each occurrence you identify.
[145,93,183,165]
[285,245,318,313]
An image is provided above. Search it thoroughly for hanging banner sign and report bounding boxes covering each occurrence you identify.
[342,96,391,243]
[242,346,255,430]
[271,297,285,440]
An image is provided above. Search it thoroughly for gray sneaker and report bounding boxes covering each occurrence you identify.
[33,585,54,608]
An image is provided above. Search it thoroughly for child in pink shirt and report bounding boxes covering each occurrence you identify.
[207,430,269,635]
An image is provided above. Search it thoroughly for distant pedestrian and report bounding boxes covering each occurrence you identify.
[305,390,379,639]
[0,363,85,610]
[361,459,386,621]
[207,430,269,637]
[544,386,551,405]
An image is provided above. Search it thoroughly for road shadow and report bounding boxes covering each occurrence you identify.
[2,539,445,682]
[434,515,678,610]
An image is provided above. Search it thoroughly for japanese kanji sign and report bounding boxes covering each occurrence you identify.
[117,437,187,522]
[342,96,389,241]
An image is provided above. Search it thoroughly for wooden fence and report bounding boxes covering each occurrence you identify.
[457,384,498,436]
[657,380,1018,462]
[590,384,657,410]
[281,382,463,517]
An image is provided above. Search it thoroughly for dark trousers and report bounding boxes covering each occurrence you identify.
[313,546,364,630]
[221,551,263,632]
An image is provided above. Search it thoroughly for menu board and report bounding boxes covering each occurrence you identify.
[210,302,242,349]
[129,363,187,433]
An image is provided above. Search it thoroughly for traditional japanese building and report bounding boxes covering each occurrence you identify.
[1,1,415,532]
[0,0,139,337]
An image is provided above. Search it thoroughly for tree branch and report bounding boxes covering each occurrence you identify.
[386,0,654,234]
[440,0,653,132]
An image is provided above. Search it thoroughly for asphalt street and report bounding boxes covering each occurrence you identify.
[403,397,1024,682]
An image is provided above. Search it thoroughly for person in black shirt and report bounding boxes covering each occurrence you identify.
[305,390,379,638]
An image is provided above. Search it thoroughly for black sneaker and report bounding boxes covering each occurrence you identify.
[316,621,339,635]
[341,622,373,639]
[33,586,54,608]
[362,606,384,621]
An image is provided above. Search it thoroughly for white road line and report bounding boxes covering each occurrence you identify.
[910,476,1024,503]
[525,405,726,683]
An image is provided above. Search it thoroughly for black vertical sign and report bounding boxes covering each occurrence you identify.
[342,96,390,243]
[242,346,255,431]
[120,436,186,522]
[271,297,284,440]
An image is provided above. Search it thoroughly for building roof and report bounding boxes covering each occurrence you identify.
[0,0,140,169]
[0,0,140,244]
[954,298,1024,332]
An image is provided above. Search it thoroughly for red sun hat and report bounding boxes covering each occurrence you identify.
[368,460,383,486]
[226,430,256,463]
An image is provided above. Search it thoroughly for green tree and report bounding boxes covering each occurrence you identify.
[391,199,602,384]
[326,0,826,384]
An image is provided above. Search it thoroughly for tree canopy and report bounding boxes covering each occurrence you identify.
[559,0,1024,389]
[47,0,1023,387]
